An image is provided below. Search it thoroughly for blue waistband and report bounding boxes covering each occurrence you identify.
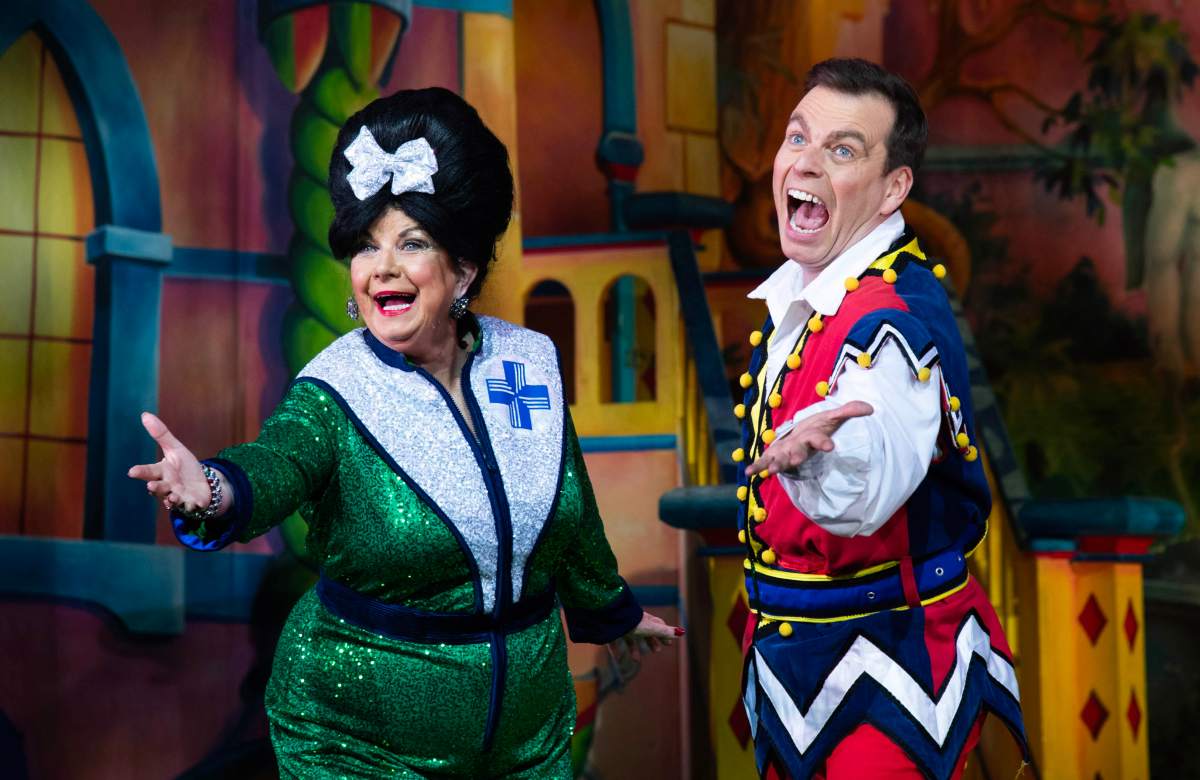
[745,547,968,621]
[316,574,556,644]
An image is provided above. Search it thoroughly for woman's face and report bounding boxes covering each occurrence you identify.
[349,206,476,360]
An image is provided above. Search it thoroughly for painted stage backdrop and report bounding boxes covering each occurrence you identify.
[0,0,1197,778]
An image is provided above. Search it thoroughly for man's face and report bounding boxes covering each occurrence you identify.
[772,85,909,277]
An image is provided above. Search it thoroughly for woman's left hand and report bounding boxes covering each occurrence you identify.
[608,610,684,664]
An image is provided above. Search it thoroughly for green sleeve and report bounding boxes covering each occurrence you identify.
[173,381,340,551]
[555,415,643,643]
[220,380,339,542]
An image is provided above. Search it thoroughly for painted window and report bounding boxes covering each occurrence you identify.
[601,274,655,403]
[524,279,576,404]
[0,33,95,537]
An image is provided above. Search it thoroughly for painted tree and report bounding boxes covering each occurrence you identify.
[260,1,407,372]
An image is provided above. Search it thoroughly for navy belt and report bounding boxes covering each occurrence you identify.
[745,547,968,621]
[316,575,556,644]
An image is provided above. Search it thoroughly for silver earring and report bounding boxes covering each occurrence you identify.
[449,296,469,320]
[346,297,359,320]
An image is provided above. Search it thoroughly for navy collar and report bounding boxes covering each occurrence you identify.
[360,314,483,371]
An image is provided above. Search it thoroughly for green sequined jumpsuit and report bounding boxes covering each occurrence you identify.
[176,359,640,778]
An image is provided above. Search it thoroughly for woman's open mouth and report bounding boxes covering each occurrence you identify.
[786,188,830,235]
[373,290,416,316]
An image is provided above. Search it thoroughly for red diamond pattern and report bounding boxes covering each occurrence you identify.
[1124,600,1139,651]
[727,593,750,642]
[729,698,751,748]
[726,593,752,747]
[1081,691,1109,740]
[1078,594,1107,645]
[1127,690,1142,740]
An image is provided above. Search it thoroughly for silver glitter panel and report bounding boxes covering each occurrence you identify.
[298,331,499,611]
[470,316,565,603]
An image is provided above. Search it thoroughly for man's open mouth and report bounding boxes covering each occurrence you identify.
[787,189,830,234]
[373,291,416,316]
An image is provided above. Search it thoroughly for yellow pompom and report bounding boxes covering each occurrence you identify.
[768,393,783,408]
[761,549,777,565]
[816,380,830,397]
[758,469,770,480]
[956,432,970,448]
[739,372,753,389]
[808,316,824,333]
[786,354,802,371]
[734,403,746,419]
[762,429,776,445]
[732,448,745,462]
[932,263,947,279]
[754,507,767,522]
[965,445,979,462]
[856,352,873,369]
[738,529,747,544]
[949,396,961,412]
[917,367,932,383]
[778,622,793,638]
[749,330,763,346]
[844,277,860,292]
[737,486,749,501]
[882,268,898,284]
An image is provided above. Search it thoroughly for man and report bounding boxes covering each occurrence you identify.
[734,58,1030,779]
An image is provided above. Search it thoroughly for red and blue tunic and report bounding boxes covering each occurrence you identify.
[737,232,1031,779]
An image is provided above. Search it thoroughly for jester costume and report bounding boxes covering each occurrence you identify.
[737,231,1031,778]
[173,316,642,778]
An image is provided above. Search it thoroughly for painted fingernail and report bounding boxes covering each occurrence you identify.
[674,627,686,636]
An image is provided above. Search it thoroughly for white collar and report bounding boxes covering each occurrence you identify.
[748,210,907,324]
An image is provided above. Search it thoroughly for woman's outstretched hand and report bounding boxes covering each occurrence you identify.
[127,412,211,513]
[608,610,685,665]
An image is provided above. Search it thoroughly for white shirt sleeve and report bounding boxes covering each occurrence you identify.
[774,341,942,537]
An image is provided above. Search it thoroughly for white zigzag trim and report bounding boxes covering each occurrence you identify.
[744,658,759,741]
[939,374,967,444]
[828,322,938,392]
[752,614,1019,755]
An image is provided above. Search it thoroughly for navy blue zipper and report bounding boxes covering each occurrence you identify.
[407,348,514,752]
[460,355,514,751]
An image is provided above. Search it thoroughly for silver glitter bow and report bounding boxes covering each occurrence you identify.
[343,126,438,201]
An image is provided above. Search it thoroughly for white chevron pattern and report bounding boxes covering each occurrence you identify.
[749,614,1019,755]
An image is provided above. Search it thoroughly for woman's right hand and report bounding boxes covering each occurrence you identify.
[127,412,211,513]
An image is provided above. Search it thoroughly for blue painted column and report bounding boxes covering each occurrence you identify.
[593,0,642,231]
[84,226,172,542]
[610,276,637,401]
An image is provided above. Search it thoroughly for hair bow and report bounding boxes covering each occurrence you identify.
[343,126,438,201]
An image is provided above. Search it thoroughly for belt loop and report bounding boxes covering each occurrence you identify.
[899,556,921,608]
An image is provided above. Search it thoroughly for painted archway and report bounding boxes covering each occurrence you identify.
[1,0,169,544]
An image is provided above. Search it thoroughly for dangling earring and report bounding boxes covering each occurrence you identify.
[449,295,470,320]
[346,297,359,320]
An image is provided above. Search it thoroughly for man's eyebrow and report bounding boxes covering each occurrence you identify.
[828,129,868,146]
[786,113,809,134]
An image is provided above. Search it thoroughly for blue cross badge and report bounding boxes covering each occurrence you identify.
[486,360,552,430]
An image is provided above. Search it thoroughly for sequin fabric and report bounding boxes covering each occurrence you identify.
[205,322,630,776]
[343,126,438,201]
[300,329,502,611]
[469,316,565,603]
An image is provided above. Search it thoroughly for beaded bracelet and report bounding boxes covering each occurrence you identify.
[176,464,224,524]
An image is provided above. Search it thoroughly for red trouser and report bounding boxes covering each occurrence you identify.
[764,715,984,780]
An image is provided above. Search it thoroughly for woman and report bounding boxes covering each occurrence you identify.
[128,87,679,778]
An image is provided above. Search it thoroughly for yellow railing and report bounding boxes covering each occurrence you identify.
[679,347,719,487]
